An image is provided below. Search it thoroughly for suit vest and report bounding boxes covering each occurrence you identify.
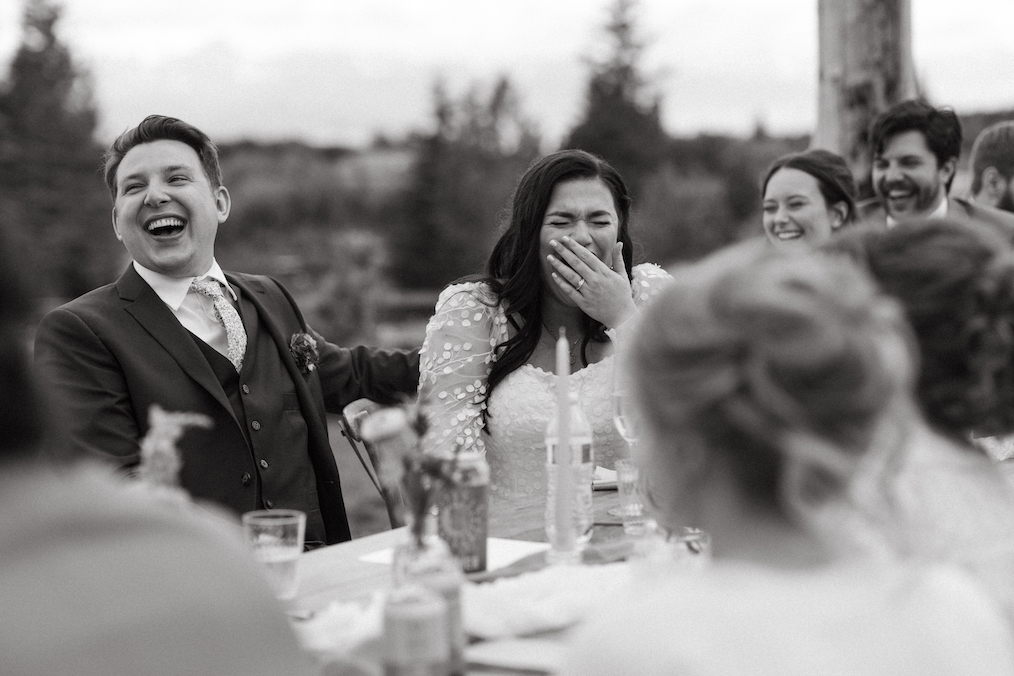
[186,293,328,547]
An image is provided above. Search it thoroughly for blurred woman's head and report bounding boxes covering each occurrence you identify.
[627,240,913,536]
[762,149,857,247]
[825,218,1014,441]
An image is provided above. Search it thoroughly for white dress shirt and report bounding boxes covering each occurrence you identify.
[133,260,239,361]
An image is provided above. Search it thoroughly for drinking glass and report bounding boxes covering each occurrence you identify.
[615,458,646,535]
[242,509,306,600]
[611,356,644,448]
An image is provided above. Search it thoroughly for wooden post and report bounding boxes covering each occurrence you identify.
[813,0,916,196]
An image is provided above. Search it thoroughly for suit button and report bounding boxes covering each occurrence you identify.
[265,499,274,508]
[241,473,252,486]
[251,420,261,430]
[260,459,269,469]
[242,384,250,394]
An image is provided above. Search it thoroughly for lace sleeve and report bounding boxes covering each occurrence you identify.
[608,263,673,344]
[418,282,503,455]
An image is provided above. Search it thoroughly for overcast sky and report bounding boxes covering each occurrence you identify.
[1,0,1012,148]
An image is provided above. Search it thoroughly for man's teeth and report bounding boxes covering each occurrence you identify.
[147,217,185,233]
[776,231,803,240]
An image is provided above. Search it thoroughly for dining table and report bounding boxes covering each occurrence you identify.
[288,487,634,675]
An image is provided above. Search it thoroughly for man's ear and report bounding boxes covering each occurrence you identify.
[978,167,1006,205]
[111,207,123,242]
[215,186,231,224]
[940,156,958,189]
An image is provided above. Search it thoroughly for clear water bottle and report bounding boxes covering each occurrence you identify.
[545,389,595,563]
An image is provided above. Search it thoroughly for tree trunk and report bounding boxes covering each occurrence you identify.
[813,0,916,197]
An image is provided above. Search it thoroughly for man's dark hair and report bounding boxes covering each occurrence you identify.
[870,100,962,191]
[103,115,223,199]
[970,121,1014,194]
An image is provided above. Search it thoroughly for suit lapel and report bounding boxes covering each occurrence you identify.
[228,274,331,441]
[117,266,236,418]
[228,274,311,403]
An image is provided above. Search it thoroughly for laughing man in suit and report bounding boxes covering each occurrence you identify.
[857,100,1014,238]
[34,115,419,547]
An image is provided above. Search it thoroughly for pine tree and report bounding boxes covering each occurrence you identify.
[563,0,669,199]
[0,0,117,300]
[394,77,541,289]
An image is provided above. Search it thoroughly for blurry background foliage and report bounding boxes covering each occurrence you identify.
[1,0,840,350]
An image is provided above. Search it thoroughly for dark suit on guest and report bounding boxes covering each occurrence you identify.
[857,196,1014,242]
[34,265,419,545]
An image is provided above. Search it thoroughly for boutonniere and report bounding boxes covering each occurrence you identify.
[289,332,320,373]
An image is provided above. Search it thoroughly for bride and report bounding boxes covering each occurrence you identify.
[417,149,670,501]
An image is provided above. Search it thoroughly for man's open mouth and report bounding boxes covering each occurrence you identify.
[146,216,186,237]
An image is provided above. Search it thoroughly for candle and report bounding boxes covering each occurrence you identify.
[554,327,575,552]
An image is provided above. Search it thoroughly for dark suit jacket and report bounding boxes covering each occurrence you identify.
[34,265,419,544]
[857,196,1014,242]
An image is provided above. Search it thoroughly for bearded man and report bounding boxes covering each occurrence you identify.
[857,100,1014,238]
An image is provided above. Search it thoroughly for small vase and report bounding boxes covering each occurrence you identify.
[393,511,465,676]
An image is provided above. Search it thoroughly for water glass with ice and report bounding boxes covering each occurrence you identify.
[242,509,306,600]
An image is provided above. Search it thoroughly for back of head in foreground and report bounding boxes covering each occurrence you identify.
[825,217,1014,444]
[0,236,314,675]
[562,241,1014,676]
[626,239,915,563]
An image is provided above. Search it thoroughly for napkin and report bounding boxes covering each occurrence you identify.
[358,537,548,569]
[592,466,618,490]
[462,561,631,639]
[290,591,385,656]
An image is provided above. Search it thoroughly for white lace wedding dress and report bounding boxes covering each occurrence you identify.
[418,264,671,502]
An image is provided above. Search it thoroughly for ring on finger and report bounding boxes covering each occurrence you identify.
[575,278,585,291]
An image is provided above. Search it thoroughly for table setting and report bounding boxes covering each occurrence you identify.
[229,332,710,676]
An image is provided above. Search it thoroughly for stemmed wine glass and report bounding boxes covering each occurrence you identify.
[611,363,641,454]
[609,362,645,526]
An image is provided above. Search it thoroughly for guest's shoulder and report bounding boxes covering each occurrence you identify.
[40,279,122,324]
[954,197,1014,234]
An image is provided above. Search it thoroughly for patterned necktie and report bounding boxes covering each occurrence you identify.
[190,278,247,372]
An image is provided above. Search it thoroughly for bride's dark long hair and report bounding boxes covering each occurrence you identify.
[477,149,634,425]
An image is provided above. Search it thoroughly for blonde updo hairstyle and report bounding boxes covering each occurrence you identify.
[627,241,915,531]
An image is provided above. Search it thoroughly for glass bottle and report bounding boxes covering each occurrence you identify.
[393,510,465,676]
[545,389,595,563]
[435,449,490,573]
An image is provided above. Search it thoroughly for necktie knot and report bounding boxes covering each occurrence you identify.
[191,277,226,300]
[190,277,246,372]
